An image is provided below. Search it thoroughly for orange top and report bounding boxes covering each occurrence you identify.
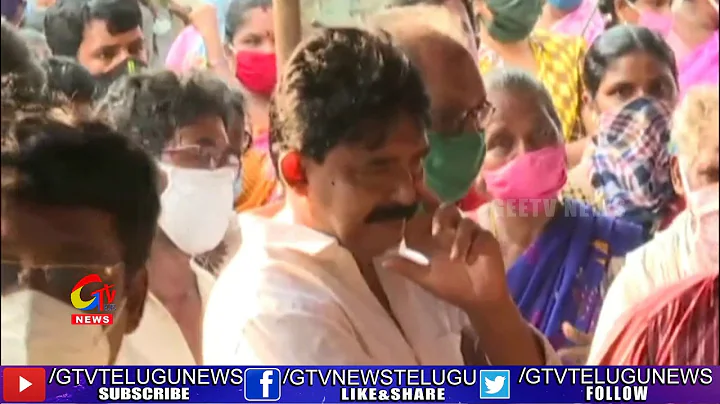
[234,129,281,212]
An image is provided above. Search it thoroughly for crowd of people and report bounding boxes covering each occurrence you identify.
[0,0,717,367]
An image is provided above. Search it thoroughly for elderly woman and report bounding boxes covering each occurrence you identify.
[587,85,719,364]
[472,69,645,359]
[476,0,588,166]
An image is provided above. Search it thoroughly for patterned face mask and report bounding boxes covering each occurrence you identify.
[591,97,675,228]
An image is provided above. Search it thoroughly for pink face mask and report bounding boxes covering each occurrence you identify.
[482,145,568,202]
[637,10,674,37]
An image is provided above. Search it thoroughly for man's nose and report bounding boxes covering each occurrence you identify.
[390,171,420,206]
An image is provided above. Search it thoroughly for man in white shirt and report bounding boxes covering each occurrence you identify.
[97,70,244,364]
[204,27,558,365]
[1,117,160,365]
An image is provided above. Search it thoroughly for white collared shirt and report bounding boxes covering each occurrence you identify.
[203,207,558,365]
[587,210,694,364]
[115,263,215,365]
[116,219,242,365]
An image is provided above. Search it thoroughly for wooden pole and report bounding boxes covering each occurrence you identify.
[273,0,302,79]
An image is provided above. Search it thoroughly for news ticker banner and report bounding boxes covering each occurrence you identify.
[1,366,718,403]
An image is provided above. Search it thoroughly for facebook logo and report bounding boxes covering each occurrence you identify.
[244,368,281,401]
[479,369,510,399]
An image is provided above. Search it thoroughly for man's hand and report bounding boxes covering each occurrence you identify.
[379,185,546,366]
[188,3,218,36]
[168,0,191,25]
[188,3,234,81]
[378,185,508,311]
[557,322,593,365]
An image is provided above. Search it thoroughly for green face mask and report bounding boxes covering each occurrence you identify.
[480,0,543,43]
[424,131,486,203]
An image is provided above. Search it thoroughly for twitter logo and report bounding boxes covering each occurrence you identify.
[479,370,510,399]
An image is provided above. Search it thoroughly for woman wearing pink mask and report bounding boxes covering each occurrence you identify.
[600,0,673,31]
[671,0,718,98]
[472,69,645,363]
[602,0,718,95]
[224,0,281,211]
[535,0,605,45]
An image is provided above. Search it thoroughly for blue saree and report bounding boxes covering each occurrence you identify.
[506,199,645,350]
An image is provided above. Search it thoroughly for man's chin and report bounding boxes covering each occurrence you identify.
[339,220,406,261]
[362,220,406,255]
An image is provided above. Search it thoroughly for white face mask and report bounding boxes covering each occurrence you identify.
[677,156,718,221]
[678,156,692,191]
[1,290,112,365]
[158,163,236,256]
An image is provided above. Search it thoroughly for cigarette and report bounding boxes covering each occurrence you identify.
[397,219,430,266]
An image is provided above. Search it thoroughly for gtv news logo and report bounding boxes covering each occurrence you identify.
[244,368,281,401]
[70,274,116,325]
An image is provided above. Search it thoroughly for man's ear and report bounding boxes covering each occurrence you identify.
[123,268,148,335]
[670,156,685,197]
[277,151,309,194]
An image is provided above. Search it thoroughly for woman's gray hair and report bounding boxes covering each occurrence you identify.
[485,68,563,140]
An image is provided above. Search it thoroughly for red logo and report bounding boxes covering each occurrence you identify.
[70,274,116,325]
[3,367,46,402]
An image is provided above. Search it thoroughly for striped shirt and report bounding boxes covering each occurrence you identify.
[594,271,719,365]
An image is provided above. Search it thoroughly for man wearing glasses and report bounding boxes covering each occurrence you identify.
[96,69,246,365]
[203,25,556,366]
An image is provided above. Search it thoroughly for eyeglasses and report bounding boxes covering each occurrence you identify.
[1,261,124,293]
[460,100,495,133]
[163,144,242,170]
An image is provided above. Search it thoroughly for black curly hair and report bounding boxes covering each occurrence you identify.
[95,70,236,157]
[269,27,430,171]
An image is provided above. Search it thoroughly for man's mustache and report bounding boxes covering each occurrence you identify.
[365,203,419,223]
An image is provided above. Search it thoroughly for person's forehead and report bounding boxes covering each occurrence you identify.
[2,200,122,265]
[81,18,143,50]
[176,115,228,142]
[602,52,672,85]
[486,89,542,127]
[636,0,671,7]
[243,6,273,28]
[415,37,484,111]
[322,113,427,163]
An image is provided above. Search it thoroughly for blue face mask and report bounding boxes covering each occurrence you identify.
[547,0,583,11]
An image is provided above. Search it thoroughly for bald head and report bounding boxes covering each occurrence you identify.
[671,85,719,193]
[673,86,719,162]
[368,7,486,135]
[371,4,471,55]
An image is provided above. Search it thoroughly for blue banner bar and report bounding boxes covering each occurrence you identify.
[1,366,718,403]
